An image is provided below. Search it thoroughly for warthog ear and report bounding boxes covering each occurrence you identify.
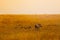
[35,24,42,29]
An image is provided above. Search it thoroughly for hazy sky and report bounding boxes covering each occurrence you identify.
[0,0,60,14]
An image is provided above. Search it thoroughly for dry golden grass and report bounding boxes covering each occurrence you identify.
[0,15,60,40]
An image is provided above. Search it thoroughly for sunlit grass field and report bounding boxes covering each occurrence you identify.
[0,15,60,40]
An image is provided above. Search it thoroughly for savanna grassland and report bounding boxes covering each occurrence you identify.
[0,15,60,40]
